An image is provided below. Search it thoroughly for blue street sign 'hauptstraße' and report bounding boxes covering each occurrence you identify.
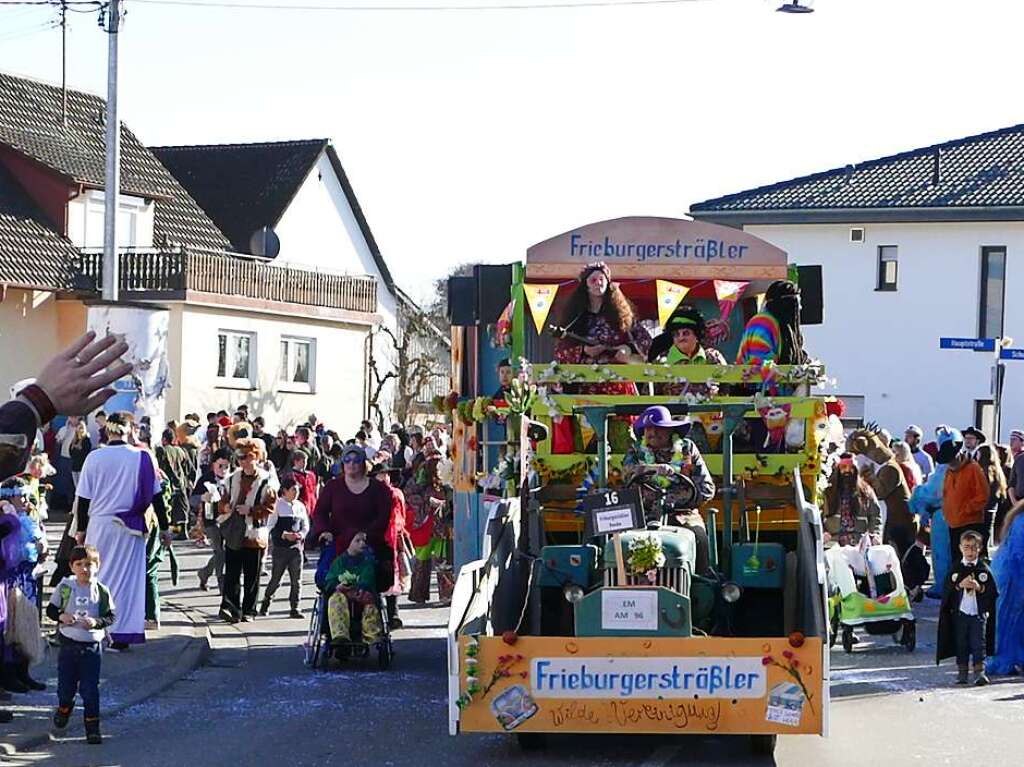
[1001,348,1024,361]
[940,337,996,352]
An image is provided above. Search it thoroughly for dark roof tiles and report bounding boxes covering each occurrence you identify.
[151,140,327,254]
[0,72,229,253]
[690,123,1024,213]
[0,162,78,289]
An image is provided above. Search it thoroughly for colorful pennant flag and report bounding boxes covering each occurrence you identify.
[714,280,748,322]
[523,283,560,334]
[655,280,690,327]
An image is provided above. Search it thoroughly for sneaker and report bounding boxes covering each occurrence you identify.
[218,608,238,624]
[974,672,990,686]
[53,706,71,730]
[289,609,304,619]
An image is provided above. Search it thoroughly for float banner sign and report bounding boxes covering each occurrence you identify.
[940,337,996,352]
[458,636,824,735]
[526,217,788,280]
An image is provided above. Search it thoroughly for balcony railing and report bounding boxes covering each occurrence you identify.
[77,248,378,314]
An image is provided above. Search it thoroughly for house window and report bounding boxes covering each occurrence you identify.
[80,191,147,249]
[279,336,315,393]
[876,245,898,291]
[978,247,1007,339]
[217,330,255,388]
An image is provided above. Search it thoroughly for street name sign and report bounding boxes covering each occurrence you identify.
[939,337,996,352]
[1000,348,1024,361]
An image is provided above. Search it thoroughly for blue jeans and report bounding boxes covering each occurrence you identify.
[57,639,102,718]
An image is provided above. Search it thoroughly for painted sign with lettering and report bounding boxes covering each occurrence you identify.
[526,217,789,280]
[600,590,659,631]
[531,656,767,699]
[456,635,824,735]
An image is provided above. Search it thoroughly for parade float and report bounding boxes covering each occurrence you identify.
[444,217,835,755]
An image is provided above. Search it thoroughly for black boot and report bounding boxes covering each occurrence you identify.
[16,660,46,692]
[84,716,102,745]
[1,664,28,694]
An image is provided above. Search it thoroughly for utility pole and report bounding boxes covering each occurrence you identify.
[60,1,68,130]
[102,0,122,302]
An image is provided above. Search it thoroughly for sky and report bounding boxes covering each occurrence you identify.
[1,0,1023,305]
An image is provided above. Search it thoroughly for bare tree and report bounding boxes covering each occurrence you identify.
[368,296,450,430]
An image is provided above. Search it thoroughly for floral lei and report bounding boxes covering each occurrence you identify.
[637,436,689,489]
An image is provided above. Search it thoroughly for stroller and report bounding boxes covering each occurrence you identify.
[825,539,916,653]
[304,543,394,670]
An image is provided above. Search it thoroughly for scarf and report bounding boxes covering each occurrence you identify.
[115,450,155,537]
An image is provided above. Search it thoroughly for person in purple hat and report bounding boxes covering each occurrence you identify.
[622,405,716,574]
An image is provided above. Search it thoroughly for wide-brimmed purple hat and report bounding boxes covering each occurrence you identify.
[633,405,692,438]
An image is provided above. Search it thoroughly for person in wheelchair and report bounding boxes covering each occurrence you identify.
[622,405,716,575]
[324,531,384,647]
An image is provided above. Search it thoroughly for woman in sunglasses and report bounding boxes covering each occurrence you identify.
[313,445,397,624]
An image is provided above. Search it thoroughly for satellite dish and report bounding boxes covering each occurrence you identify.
[249,226,281,258]
[777,1,814,12]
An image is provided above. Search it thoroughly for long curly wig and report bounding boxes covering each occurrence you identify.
[557,263,636,334]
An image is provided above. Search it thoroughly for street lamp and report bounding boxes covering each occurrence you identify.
[777,1,814,12]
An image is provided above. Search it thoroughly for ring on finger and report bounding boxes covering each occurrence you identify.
[73,355,85,366]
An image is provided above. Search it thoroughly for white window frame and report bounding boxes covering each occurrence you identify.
[216,330,257,390]
[278,335,316,394]
[876,245,898,291]
[80,190,147,249]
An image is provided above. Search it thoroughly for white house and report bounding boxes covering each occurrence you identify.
[153,138,414,429]
[690,124,1024,440]
[0,72,391,434]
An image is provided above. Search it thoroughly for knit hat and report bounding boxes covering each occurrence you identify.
[1010,429,1024,442]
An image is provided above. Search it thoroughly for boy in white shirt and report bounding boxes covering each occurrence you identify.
[259,477,309,618]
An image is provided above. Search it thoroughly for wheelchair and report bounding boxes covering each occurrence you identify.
[304,544,394,670]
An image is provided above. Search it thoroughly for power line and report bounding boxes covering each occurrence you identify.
[0,18,58,42]
[131,0,710,13]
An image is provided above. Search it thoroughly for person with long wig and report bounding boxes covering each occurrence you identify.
[553,261,652,395]
[735,279,809,365]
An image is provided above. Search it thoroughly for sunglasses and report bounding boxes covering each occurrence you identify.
[342,455,364,464]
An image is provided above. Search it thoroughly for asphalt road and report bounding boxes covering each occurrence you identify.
[7,543,1024,767]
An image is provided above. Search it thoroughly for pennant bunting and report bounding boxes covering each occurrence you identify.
[523,284,560,334]
[714,280,748,322]
[655,280,690,327]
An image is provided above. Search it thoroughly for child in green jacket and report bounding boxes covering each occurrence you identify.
[326,532,382,644]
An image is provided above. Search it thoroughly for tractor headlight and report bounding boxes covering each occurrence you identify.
[563,584,585,604]
[721,582,742,603]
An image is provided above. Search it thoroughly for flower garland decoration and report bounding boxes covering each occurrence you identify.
[627,533,666,581]
[761,647,816,715]
[456,635,528,710]
[532,456,595,485]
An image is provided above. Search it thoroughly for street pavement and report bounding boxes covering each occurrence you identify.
[3,531,1023,767]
